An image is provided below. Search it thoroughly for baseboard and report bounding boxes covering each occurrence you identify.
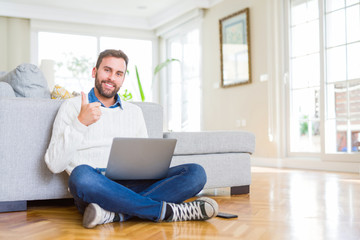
[252,157,360,173]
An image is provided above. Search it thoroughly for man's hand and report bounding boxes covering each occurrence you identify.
[77,92,102,126]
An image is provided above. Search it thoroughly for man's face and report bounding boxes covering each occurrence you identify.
[92,56,126,99]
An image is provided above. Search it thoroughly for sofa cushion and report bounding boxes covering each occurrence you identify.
[163,131,255,155]
[132,102,163,138]
[51,85,74,99]
[0,63,50,98]
[0,82,16,98]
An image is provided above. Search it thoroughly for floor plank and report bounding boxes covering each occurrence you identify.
[1,167,359,240]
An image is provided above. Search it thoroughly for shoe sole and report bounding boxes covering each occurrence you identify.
[197,197,219,219]
[83,203,101,229]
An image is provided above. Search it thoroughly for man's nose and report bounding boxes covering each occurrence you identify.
[108,73,116,81]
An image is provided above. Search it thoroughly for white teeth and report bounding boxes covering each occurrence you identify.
[105,83,113,88]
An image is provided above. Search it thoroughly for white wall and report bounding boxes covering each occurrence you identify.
[201,0,281,158]
[0,17,30,71]
[201,0,360,173]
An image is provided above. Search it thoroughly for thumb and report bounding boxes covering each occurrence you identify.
[81,92,87,106]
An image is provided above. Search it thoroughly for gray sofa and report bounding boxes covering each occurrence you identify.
[0,64,255,212]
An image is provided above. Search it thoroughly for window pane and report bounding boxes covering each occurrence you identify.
[347,42,360,80]
[168,40,182,132]
[168,82,182,131]
[349,80,360,118]
[182,77,201,130]
[326,0,345,12]
[38,32,97,93]
[326,9,346,47]
[308,0,320,20]
[292,88,320,120]
[350,121,360,152]
[327,82,348,119]
[290,88,320,152]
[291,0,319,25]
[346,0,360,6]
[290,118,321,152]
[325,118,345,152]
[326,46,346,82]
[100,37,152,101]
[291,54,320,89]
[183,30,201,131]
[167,28,200,132]
[291,0,308,25]
[291,21,319,57]
[183,30,200,77]
[346,4,360,43]
[336,119,348,152]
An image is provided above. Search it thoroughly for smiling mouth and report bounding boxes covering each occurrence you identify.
[103,82,114,89]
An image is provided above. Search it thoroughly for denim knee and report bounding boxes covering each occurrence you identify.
[68,165,94,194]
[187,163,207,192]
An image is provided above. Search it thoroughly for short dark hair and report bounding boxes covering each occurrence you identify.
[95,49,129,69]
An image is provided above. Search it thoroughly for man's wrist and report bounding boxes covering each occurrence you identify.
[77,115,89,128]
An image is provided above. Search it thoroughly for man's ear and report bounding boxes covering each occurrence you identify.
[92,67,97,78]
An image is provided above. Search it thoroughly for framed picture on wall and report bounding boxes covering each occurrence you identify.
[219,8,251,88]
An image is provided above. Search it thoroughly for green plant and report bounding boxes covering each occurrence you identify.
[119,89,132,101]
[118,58,180,102]
[300,121,308,135]
[153,58,180,76]
[135,65,145,102]
[133,58,180,102]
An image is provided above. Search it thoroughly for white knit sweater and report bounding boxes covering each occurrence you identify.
[44,96,148,175]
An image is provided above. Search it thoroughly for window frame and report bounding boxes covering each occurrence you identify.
[285,0,360,162]
[160,17,203,132]
[30,19,158,101]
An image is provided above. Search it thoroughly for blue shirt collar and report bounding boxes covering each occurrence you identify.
[88,88,123,109]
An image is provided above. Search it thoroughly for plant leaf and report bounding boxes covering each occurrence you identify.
[154,58,180,76]
[135,65,145,102]
[119,89,133,101]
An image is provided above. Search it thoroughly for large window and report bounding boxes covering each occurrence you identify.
[38,32,153,101]
[288,0,360,158]
[166,28,201,132]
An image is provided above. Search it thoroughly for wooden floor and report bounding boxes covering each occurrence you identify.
[1,167,360,240]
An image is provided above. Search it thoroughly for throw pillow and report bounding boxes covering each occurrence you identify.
[0,63,51,98]
[51,85,73,99]
[0,82,16,98]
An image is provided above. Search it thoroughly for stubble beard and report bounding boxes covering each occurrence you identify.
[95,73,120,99]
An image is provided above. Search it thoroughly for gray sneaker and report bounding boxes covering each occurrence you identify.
[166,197,219,222]
[83,203,117,229]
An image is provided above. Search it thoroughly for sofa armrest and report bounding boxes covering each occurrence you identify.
[0,98,70,202]
[163,131,255,155]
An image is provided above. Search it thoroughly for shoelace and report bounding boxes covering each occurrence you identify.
[101,209,115,224]
[170,201,204,221]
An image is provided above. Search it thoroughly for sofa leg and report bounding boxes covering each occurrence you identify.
[0,201,27,213]
[231,185,250,195]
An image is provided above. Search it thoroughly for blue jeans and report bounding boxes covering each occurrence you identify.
[68,163,207,222]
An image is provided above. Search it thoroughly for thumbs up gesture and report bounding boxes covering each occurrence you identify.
[77,92,102,126]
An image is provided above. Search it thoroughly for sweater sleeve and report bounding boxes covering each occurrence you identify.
[44,98,88,174]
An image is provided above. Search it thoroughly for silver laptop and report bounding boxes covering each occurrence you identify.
[105,138,177,180]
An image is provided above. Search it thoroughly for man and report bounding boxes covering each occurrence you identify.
[45,49,218,229]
